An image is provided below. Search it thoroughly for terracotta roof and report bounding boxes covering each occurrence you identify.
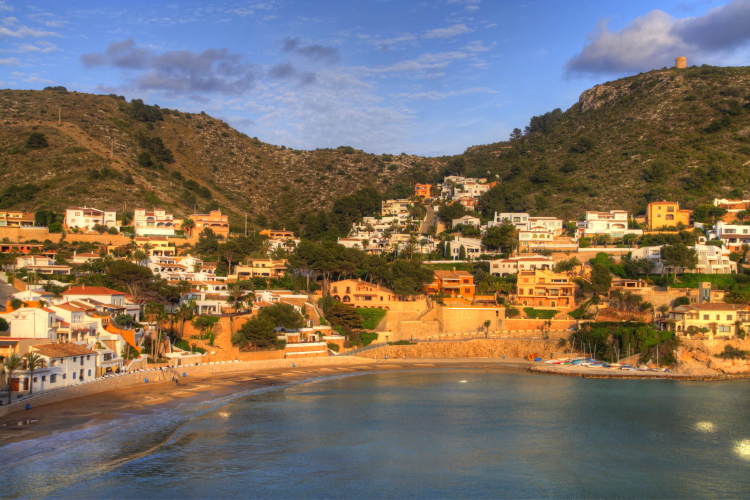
[53,303,85,312]
[64,286,125,296]
[33,343,97,358]
[685,303,748,311]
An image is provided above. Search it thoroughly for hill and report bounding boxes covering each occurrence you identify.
[0,89,443,232]
[3,65,750,231]
[453,65,750,220]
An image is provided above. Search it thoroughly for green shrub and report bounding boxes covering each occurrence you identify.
[359,331,379,346]
[327,342,340,352]
[356,308,387,330]
[714,345,748,360]
[523,308,558,319]
[388,340,416,345]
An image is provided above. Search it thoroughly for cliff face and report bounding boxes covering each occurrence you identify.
[673,338,750,376]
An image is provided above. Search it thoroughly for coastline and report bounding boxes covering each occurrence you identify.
[0,357,533,447]
[2,355,746,448]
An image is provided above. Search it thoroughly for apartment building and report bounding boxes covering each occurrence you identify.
[133,208,179,237]
[647,201,692,230]
[65,207,117,230]
[188,210,230,238]
[515,270,577,309]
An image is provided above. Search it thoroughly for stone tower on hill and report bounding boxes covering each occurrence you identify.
[675,56,687,69]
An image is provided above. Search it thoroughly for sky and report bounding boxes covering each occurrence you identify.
[1,0,750,157]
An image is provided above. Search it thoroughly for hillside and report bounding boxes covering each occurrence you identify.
[3,65,750,230]
[0,89,443,231]
[454,65,750,220]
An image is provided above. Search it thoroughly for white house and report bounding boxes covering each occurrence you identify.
[446,236,483,260]
[632,244,737,275]
[65,206,117,230]
[15,255,72,275]
[133,208,179,237]
[581,210,643,238]
[0,307,60,341]
[492,212,530,230]
[489,255,555,277]
[708,221,750,254]
[452,215,481,228]
[30,343,98,392]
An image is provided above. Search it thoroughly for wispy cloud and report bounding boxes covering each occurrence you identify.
[0,57,20,65]
[0,1,12,12]
[394,86,497,101]
[423,23,473,39]
[365,51,468,75]
[0,21,61,39]
[16,41,58,53]
[10,71,54,84]
[566,0,750,76]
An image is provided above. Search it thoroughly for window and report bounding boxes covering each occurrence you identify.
[41,376,46,382]
[88,370,91,376]
[50,374,57,383]
[703,315,709,320]
[727,315,733,321]
[73,372,77,379]
[73,357,76,362]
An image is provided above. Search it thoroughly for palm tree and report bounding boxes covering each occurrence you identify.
[174,299,196,338]
[658,304,670,318]
[23,352,46,396]
[4,354,22,404]
[144,302,167,358]
[182,218,196,238]
[227,282,249,313]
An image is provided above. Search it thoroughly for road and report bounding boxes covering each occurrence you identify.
[0,274,19,310]
[420,205,444,234]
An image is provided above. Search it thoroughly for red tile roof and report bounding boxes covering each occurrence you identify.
[33,343,97,358]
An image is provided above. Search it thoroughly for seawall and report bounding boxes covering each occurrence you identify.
[358,339,562,359]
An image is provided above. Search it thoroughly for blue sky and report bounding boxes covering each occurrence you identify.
[1,0,749,156]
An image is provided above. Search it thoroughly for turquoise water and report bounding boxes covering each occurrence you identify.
[2,369,750,499]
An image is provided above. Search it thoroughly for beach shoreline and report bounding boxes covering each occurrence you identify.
[0,357,534,447]
[2,355,745,448]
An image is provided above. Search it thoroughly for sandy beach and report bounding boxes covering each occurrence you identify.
[0,357,536,447]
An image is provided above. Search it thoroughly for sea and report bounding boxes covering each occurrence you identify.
[1,368,749,499]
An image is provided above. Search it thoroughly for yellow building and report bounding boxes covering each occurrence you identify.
[647,201,691,230]
[189,210,230,238]
[233,258,288,279]
[515,270,577,310]
[658,303,749,338]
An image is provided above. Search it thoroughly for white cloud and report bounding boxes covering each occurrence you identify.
[423,23,473,39]
[394,87,497,101]
[567,0,750,76]
[0,57,19,65]
[230,69,415,153]
[17,41,58,53]
[463,40,494,52]
[0,1,12,12]
[0,24,61,39]
[364,51,469,75]
[10,71,54,84]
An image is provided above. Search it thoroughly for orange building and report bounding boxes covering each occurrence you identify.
[647,201,691,230]
[426,270,476,299]
[414,183,433,199]
[189,210,230,238]
[515,270,577,309]
[259,229,295,239]
[331,279,406,310]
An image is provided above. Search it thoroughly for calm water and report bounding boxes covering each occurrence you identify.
[2,369,750,499]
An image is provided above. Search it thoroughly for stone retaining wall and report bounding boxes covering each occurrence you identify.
[0,356,375,417]
[358,339,561,359]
